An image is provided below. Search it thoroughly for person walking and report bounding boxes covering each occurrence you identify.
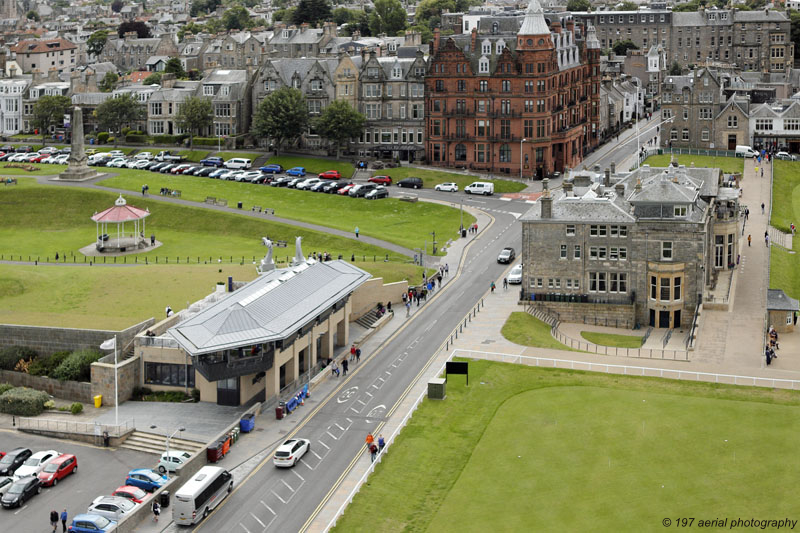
[331,361,339,377]
[152,500,160,522]
[503,277,508,290]
[490,281,496,293]
[366,432,374,448]
[405,300,411,317]
[61,509,68,533]
[350,344,356,361]
[341,358,349,376]
[761,202,765,214]
[369,443,378,462]
[765,233,770,247]
[378,434,385,452]
[748,234,751,247]
[745,207,749,220]
[50,510,59,533]
[355,347,361,363]
[445,263,449,277]
[354,226,359,239]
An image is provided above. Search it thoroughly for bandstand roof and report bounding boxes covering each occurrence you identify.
[91,195,150,223]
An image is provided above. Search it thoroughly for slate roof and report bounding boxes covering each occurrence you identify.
[767,289,799,311]
[11,37,76,54]
[169,260,371,355]
[518,0,550,35]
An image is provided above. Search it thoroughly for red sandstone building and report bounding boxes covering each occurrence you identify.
[425,0,601,179]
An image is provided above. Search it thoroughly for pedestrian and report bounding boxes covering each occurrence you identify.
[152,500,160,522]
[755,166,759,176]
[50,510,59,533]
[366,432,374,448]
[378,434,385,452]
[55,252,59,261]
[369,443,378,462]
[745,207,749,220]
[354,226,359,239]
[765,233,770,247]
[341,358,349,376]
[142,184,146,196]
[761,167,764,178]
[795,311,798,326]
[405,300,411,317]
[331,361,339,377]
[748,234,751,247]
[490,281,496,293]
[792,223,796,236]
[151,234,156,246]
[355,347,361,363]
[61,509,68,533]
[765,344,773,366]
[165,305,173,317]
[402,292,407,305]
[761,202,765,214]
[437,273,442,286]
[445,264,449,276]
[350,344,356,361]
[503,277,508,290]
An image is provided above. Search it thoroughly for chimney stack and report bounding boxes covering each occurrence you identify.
[610,161,616,174]
[563,180,573,197]
[615,182,625,197]
[540,178,552,219]
[470,27,477,52]
[604,168,610,187]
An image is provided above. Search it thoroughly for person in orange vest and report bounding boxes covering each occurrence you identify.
[366,433,374,449]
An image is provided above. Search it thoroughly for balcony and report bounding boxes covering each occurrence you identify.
[444,109,474,117]
[194,349,275,382]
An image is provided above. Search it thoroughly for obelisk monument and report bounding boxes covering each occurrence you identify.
[58,106,97,181]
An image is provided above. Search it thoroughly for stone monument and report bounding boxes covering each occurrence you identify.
[58,106,97,181]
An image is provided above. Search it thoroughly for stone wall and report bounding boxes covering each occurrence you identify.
[0,318,154,356]
[90,355,140,406]
[532,301,635,329]
[351,278,409,320]
[0,370,93,403]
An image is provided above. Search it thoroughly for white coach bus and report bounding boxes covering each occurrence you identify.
[173,466,233,525]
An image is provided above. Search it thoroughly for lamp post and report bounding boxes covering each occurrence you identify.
[519,137,527,180]
[151,425,185,479]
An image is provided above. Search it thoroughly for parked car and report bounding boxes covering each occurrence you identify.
[26,153,44,162]
[158,451,192,474]
[106,158,129,168]
[54,154,70,164]
[58,147,72,155]
[220,170,244,181]
[508,264,523,284]
[42,156,58,164]
[125,469,167,492]
[200,156,224,167]
[365,186,389,199]
[107,150,125,158]
[133,151,153,160]
[15,450,59,478]
[8,153,29,162]
[285,166,306,177]
[15,145,32,153]
[1,476,40,508]
[87,496,137,521]
[250,173,272,184]
[318,170,341,180]
[435,182,458,192]
[237,170,263,182]
[38,147,59,155]
[148,162,168,172]
[775,151,796,161]
[68,514,117,533]
[180,166,199,175]
[273,438,310,468]
[0,476,17,496]
[29,153,49,163]
[465,181,494,195]
[309,181,328,192]
[349,183,377,197]
[368,175,392,185]
[259,164,283,174]
[338,183,356,195]
[223,157,251,170]
[159,164,178,173]
[397,177,423,189]
[194,167,215,177]
[154,150,183,162]
[497,247,515,264]
[271,176,292,187]
[323,181,350,193]
[84,148,97,156]
[209,168,229,179]
[296,177,322,190]
[287,177,305,188]
[127,159,150,169]
[170,164,194,174]
[111,485,148,504]
[37,454,77,487]
[0,153,13,161]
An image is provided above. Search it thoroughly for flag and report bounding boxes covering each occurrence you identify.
[100,338,116,350]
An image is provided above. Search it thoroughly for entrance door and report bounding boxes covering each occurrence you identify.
[673,310,682,328]
[728,134,737,150]
[216,377,240,406]
[649,309,656,327]
[714,235,725,268]
[658,310,670,328]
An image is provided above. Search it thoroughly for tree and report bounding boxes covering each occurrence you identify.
[273,7,296,23]
[791,10,800,68]
[190,0,221,17]
[292,0,332,27]
[95,93,144,146]
[143,72,162,85]
[615,1,637,10]
[612,39,638,57]
[117,21,151,38]
[333,7,354,25]
[32,95,71,146]
[222,6,252,30]
[407,25,433,44]
[87,30,108,57]
[252,88,308,153]
[26,10,39,21]
[164,57,186,78]
[111,0,124,12]
[177,21,205,41]
[99,72,119,92]
[176,97,213,149]
[369,0,407,36]
[313,100,366,158]
[566,0,591,11]
[668,61,682,75]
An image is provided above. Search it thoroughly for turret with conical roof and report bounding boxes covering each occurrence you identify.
[518,0,551,42]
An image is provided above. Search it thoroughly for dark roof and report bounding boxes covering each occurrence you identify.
[767,289,799,311]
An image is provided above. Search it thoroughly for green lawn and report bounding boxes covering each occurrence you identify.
[334,360,800,532]
[215,151,262,162]
[580,331,643,348]
[98,170,473,253]
[769,161,800,301]
[384,167,527,193]
[643,154,743,174]
[263,155,355,176]
[0,164,64,176]
[178,150,211,162]
[500,312,578,351]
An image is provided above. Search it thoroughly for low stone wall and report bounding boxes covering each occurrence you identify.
[0,369,92,403]
[0,318,154,356]
[351,279,409,320]
[531,301,635,329]
[90,354,140,407]
[116,477,180,533]
[19,427,133,447]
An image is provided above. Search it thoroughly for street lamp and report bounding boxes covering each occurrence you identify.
[519,138,527,180]
[151,424,185,479]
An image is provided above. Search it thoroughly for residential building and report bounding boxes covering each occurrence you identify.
[10,38,78,75]
[200,69,252,138]
[521,163,739,329]
[0,77,31,135]
[201,32,265,71]
[267,22,338,58]
[425,1,601,179]
[22,76,69,133]
[749,99,800,153]
[99,34,178,72]
[661,68,726,150]
[623,45,667,110]
[146,75,200,136]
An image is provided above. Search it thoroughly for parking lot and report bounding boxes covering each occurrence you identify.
[0,429,155,529]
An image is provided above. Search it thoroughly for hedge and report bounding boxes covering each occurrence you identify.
[0,383,13,396]
[125,134,148,144]
[0,387,50,416]
[191,137,223,146]
[0,346,38,371]
[28,351,70,377]
[153,134,178,145]
[97,132,110,144]
[52,349,102,382]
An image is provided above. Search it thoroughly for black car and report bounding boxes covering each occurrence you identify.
[271,176,292,187]
[148,162,167,172]
[194,167,215,177]
[180,166,198,175]
[309,181,328,192]
[159,164,177,173]
[0,448,32,476]
[0,153,13,161]
[396,177,423,189]
[1,476,40,508]
[58,147,71,155]
[324,181,350,193]
[15,145,32,153]
[0,144,13,152]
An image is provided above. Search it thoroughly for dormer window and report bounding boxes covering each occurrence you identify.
[674,206,687,217]
[496,39,505,54]
[392,67,402,79]
[481,40,491,55]
[478,56,489,74]
[203,85,213,96]
[282,30,289,39]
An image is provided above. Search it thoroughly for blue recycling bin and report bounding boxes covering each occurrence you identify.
[90,138,95,145]
[239,413,255,433]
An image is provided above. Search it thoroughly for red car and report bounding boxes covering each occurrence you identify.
[30,154,48,163]
[37,453,77,486]
[368,175,392,185]
[338,183,356,195]
[319,170,341,180]
[112,484,149,504]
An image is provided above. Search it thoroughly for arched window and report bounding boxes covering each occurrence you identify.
[499,144,511,163]
[478,57,489,74]
[455,144,467,161]
[481,39,492,55]
[492,22,499,35]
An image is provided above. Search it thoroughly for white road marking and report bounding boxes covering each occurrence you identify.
[292,469,305,482]
[271,490,286,504]
[281,479,295,492]
[310,449,322,460]
[325,431,338,440]
[334,423,344,431]
[260,500,276,515]
[370,384,379,389]
[250,513,266,528]
[510,212,522,219]
[14,504,28,515]
[317,441,329,450]
[499,197,512,201]
[239,523,251,533]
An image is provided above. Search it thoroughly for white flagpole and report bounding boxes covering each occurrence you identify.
[114,334,118,427]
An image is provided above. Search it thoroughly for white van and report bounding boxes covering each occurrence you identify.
[735,145,757,158]
[465,182,494,195]
[224,158,252,170]
[88,152,112,164]
[173,466,233,525]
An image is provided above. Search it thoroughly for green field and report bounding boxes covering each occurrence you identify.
[98,171,473,252]
[643,154,743,174]
[769,161,800,300]
[334,360,800,532]
[177,150,211,162]
[263,155,355,176]
[382,167,527,193]
[501,312,577,351]
[215,151,262,162]
[580,331,643,348]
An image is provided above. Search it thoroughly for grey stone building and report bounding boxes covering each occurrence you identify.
[200,69,252,138]
[661,68,727,150]
[267,22,338,58]
[99,34,179,72]
[201,32,265,71]
[146,75,200,136]
[520,162,739,329]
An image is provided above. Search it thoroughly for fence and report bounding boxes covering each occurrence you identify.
[0,252,402,266]
[138,335,179,348]
[659,147,738,158]
[18,417,135,437]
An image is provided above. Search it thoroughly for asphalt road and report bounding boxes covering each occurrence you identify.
[195,192,527,533]
[0,429,155,529]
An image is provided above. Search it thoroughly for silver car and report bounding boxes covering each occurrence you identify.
[88,495,137,521]
[508,264,523,284]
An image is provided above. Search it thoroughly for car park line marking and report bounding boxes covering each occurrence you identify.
[260,500,275,515]
[281,479,296,493]
[14,504,27,515]
[270,490,286,504]
[370,383,379,389]
[355,398,366,406]
[317,441,329,450]
[238,523,251,533]
[325,431,338,440]
[364,390,373,396]
[302,460,315,471]
[250,512,266,528]
[334,423,344,431]
[292,470,305,482]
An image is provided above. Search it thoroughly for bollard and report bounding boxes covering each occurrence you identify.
[114,256,116,263]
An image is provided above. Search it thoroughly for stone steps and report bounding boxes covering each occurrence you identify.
[119,430,205,456]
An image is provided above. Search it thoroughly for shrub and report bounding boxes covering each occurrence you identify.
[121,127,131,137]
[108,137,115,144]
[44,399,55,409]
[0,346,38,371]
[191,388,200,402]
[52,349,102,382]
[131,386,153,400]
[97,132,110,144]
[70,402,83,415]
[153,134,177,145]
[0,383,13,395]
[191,137,223,146]
[126,134,148,144]
[0,387,50,416]
[143,390,189,402]
[28,351,70,377]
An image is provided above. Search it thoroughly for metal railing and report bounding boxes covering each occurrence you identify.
[549,325,689,360]
[138,335,179,348]
[18,417,135,437]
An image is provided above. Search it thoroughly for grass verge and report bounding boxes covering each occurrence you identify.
[769,161,800,301]
[580,331,643,348]
[642,154,743,174]
[263,155,355,176]
[215,151,262,162]
[500,312,578,351]
[178,150,211,162]
[385,167,527,193]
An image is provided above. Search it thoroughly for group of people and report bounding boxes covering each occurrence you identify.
[48,509,68,532]
[765,325,780,366]
[326,344,363,378]
[365,432,386,462]
[375,302,389,319]
[466,223,479,234]
[310,251,333,262]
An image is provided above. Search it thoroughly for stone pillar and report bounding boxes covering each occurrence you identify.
[59,106,97,181]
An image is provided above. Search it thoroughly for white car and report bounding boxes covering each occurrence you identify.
[237,170,262,182]
[14,450,59,478]
[106,158,129,168]
[129,159,151,169]
[8,153,28,162]
[775,151,796,161]
[273,438,310,468]
[134,151,153,160]
[38,147,59,155]
[0,476,18,496]
[224,157,252,170]
[42,156,58,164]
[508,264,523,284]
[221,170,244,181]
[296,177,321,190]
[107,150,125,158]
[157,450,192,474]
[88,495,137,521]
[25,153,42,162]
[435,182,459,192]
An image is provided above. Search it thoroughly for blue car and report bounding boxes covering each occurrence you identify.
[209,168,229,179]
[260,164,284,174]
[285,166,306,177]
[68,514,117,532]
[125,468,168,492]
[200,156,224,167]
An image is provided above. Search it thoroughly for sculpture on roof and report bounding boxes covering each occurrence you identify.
[292,236,305,266]
[258,238,275,273]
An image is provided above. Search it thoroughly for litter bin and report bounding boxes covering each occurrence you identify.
[232,427,240,442]
[240,413,255,433]
[207,442,222,463]
[275,405,284,420]
[221,436,231,456]
[461,229,467,238]
[93,395,102,408]
[237,201,243,209]
[160,490,170,509]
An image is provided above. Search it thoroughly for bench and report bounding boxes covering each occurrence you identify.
[216,199,228,207]
[252,205,262,213]
[274,240,288,248]
[99,234,109,242]
[4,177,17,185]
[264,208,274,215]
[205,196,216,204]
